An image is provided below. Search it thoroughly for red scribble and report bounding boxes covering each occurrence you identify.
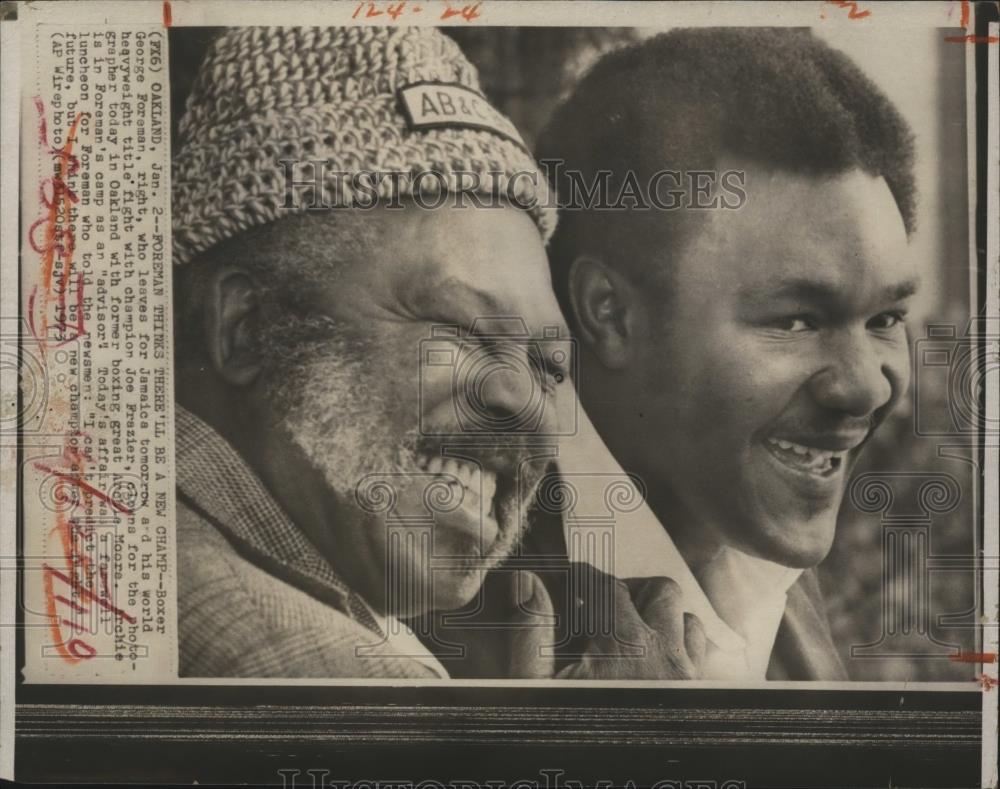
[98,563,112,600]
[37,435,136,664]
[162,0,172,26]
[59,430,93,468]
[33,462,135,515]
[349,1,449,21]
[60,617,85,633]
[44,565,136,624]
[441,2,481,21]
[54,594,86,615]
[978,673,998,691]
[945,0,999,43]
[825,0,871,20]
[950,651,998,664]
[943,33,999,43]
[28,98,88,351]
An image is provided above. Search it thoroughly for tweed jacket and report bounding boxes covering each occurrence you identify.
[175,404,440,678]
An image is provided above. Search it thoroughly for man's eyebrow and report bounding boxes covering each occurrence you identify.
[739,277,921,307]
[412,278,516,319]
[883,278,922,302]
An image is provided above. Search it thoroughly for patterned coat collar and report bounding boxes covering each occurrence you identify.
[174,403,381,635]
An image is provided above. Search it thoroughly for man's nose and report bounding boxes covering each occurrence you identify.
[461,347,558,434]
[807,330,901,418]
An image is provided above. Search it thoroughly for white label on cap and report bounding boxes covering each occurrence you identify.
[398,83,524,147]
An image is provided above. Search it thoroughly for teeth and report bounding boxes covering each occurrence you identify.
[765,438,842,472]
[415,453,499,506]
[482,470,497,503]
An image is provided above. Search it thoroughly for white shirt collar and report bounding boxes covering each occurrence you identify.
[556,406,800,679]
[697,548,802,679]
[563,490,801,679]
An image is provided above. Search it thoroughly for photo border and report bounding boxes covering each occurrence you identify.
[3,1,997,786]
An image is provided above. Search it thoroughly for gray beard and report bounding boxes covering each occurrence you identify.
[261,320,539,570]
[264,324,421,500]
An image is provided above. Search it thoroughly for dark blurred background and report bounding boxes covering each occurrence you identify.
[170,26,978,682]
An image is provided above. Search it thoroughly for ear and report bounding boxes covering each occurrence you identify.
[203,266,263,387]
[566,256,635,371]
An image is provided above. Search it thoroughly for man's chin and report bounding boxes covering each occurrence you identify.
[381,492,529,618]
[734,511,838,569]
[730,451,846,567]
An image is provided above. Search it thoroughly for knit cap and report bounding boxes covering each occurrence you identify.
[172,26,556,265]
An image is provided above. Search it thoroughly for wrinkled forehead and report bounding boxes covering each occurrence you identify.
[379,205,566,334]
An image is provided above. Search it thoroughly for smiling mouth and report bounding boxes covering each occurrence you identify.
[763,437,846,478]
[415,452,502,522]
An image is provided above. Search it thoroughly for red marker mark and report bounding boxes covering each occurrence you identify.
[944,33,999,43]
[944,0,999,43]
[978,673,997,691]
[944,32,1000,43]
[43,560,136,664]
[44,565,136,624]
[825,0,871,20]
[32,463,134,515]
[36,435,137,663]
[441,2,481,21]
[60,617,86,633]
[349,1,439,21]
[54,594,86,615]
[950,651,998,664]
[162,0,172,27]
[27,99,88,351]
[67,639,97,660]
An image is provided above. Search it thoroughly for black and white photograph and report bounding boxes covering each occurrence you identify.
[165,20,978,684]
[2,1,997,786]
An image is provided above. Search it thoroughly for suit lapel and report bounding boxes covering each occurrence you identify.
[768,568,848,680]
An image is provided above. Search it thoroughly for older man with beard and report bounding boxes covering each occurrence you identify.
[171,26,703,679]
